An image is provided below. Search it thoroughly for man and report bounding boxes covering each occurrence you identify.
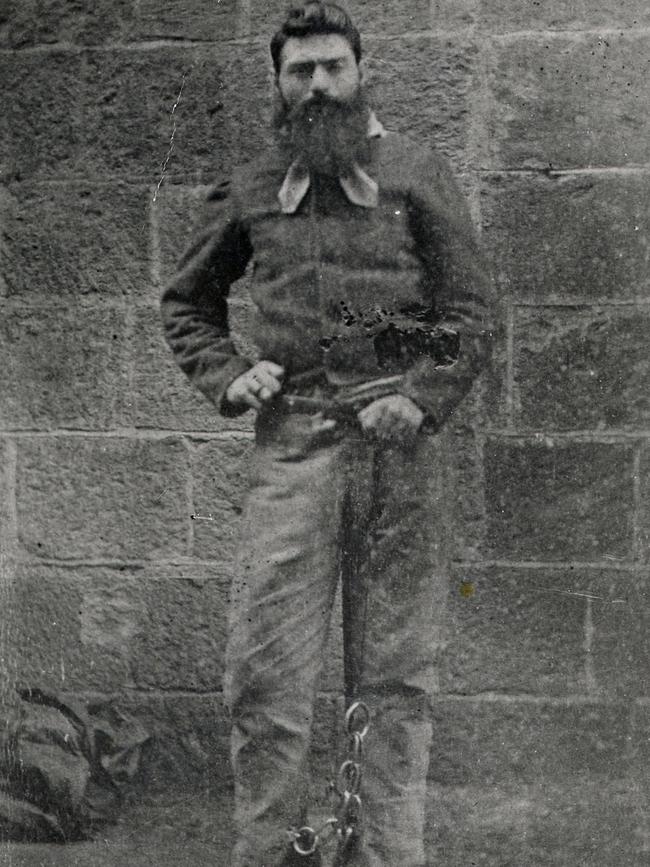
[161,4,492,865]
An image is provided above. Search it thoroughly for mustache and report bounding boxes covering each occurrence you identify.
[273,90,365,130]
[293,92,353,118]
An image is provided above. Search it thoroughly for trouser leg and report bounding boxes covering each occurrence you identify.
[225,415,345,867]
[341,436,448,867]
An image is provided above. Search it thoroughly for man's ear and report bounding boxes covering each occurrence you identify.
[358,58,368,86]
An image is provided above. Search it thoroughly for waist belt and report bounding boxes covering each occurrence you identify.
[278,393,360,423]
[279,374,405,419]
[277,384,434,433]
[270,373,411,430]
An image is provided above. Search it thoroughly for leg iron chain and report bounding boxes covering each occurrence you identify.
[287,701,371,860]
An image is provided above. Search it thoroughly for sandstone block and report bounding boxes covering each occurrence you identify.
[193,43,274,173]
[152,183,208,290]
[191,436,254,561]
[484,438,635,561]
[364,36,478,170]
[480,0,650,32]
[11,563,233,694]
[439,426,486,561]
[431,0,478,30]
[481,172,650,302]
[10,564,132,693]
[429,697,630,785]
[485,33,650,169]
[1,0,134,47]
[426,778,645,867]
[590,571,649,700]
[135,0,238,41]
[1,182,150,298]
[630,703,650,857]
[629,700,650,849]
[16,437,189,560]
[630,701,650,777]
[637,445,650,566]
[0,52,83,180]
[514,306,650,431]
[130,566,232,691]
[0,303,128,430]
[132,305,254,433]
[443,565,588,695]
[82,44,271,181]
[0,439,14,547]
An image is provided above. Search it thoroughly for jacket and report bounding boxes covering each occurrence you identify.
[160,130,493,429]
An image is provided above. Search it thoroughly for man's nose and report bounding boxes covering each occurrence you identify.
[309,65,330,96]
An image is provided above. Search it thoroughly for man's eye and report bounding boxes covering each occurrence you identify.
[325,61,343,73]
[292,64,313,76]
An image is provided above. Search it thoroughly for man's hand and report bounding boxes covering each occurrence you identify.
[357,394,424,444]
[226,361,285,410]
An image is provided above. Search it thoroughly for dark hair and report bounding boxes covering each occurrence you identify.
[270,2,362,74]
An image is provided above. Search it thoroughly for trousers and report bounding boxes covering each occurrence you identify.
[224,406,449,866]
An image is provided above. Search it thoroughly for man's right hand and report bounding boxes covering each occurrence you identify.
[225,361,285,410]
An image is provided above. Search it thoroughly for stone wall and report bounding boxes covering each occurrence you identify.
[1,1,648,863]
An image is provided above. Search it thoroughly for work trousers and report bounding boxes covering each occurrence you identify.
[224,407,449,867]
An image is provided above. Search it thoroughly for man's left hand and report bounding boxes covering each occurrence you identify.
[357,395,424,444]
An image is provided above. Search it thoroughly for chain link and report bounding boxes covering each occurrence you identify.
[345,701,371,739]
[290,826,319,856]
[286,701,371,859]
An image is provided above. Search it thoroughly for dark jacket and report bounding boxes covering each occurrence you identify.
[160,131,493,428]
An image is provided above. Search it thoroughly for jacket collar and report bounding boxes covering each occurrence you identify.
[278,112,387,215]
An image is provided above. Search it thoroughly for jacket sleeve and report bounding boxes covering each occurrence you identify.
[399,149,494,429]
[160,178,254,416]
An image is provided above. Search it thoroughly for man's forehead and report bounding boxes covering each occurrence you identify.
[280,33,356,67]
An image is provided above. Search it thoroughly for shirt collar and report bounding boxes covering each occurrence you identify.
[278,112,386,214]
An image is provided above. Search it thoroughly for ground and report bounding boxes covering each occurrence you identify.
[0,794,234,867]
[0,779,646,866]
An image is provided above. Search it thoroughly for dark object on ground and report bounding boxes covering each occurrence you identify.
[0,688,149,843]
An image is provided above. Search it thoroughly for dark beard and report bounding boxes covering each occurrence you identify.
[273,88,370,176]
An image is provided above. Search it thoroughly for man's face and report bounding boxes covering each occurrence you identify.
[277,33,361,109]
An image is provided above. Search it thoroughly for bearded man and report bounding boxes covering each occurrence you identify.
[161,4,492,865]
